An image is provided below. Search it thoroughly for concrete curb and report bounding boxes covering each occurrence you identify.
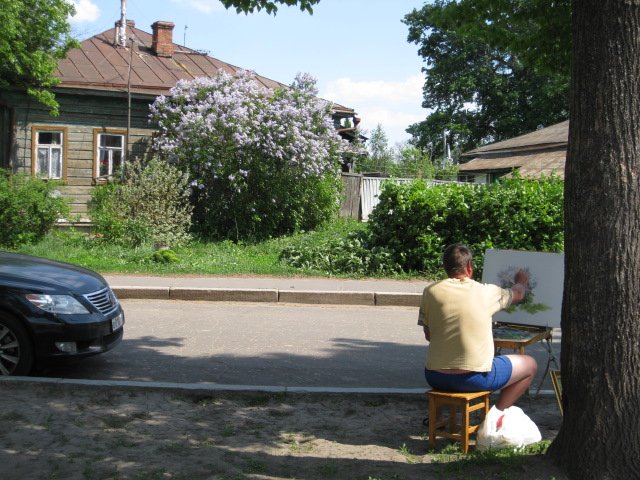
[112,286,422,307]
[278,290,375,306]
[0,376,555,397]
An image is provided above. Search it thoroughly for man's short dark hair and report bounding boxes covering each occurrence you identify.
[443,244,473,277]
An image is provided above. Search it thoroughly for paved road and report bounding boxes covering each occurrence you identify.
[40,300,561,391]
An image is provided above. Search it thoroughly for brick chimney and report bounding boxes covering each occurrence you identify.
[151,21,175,57]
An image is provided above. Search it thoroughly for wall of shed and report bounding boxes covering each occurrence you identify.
[0,89,157,218]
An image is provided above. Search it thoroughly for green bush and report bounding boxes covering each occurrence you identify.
[150,71,345,241]
[148,249,179,264]
[366,176,564,277]
[279,230,401,276]
[89,159,193,248]
[0,169,70,248]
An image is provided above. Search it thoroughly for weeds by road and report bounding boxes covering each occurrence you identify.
[14,219,417,279]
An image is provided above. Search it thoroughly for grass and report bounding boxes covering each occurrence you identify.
[12,219,426,279]
[398,442,420,464]
[429,441,554,479]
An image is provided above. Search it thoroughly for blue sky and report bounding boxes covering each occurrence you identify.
[68,0,429,145]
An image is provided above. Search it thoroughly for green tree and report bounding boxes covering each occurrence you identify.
[0,0,77,115]
[547,1,640,478]
[403,0,570,155]
[150,71,343,241]
[220,0,320,14]
[393,142,435,179]
[358,124,393,174]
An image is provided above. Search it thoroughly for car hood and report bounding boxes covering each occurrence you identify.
[0,252,108,294]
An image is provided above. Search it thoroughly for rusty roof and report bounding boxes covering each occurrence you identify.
[458,120,568,179]
[55,22,354,113]
[459,148,566,179]
[462,120,569,157]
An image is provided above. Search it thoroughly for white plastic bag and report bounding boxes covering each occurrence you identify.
[476,405,542,451]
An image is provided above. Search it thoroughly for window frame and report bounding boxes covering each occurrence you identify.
[31,126,68,180]
[93,128,127,180]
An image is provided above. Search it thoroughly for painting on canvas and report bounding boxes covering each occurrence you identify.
[481,249,564,328]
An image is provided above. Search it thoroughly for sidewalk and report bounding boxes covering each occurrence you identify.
[104,273,430,307]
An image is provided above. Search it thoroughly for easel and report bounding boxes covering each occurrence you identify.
[482,249,564,397]
[493,322,560,395]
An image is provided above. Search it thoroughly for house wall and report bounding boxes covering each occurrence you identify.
[0,89,157,218]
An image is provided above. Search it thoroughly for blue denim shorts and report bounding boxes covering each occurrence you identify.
[424,356,513,392]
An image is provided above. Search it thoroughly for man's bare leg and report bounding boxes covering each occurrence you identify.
[495,354,538,410]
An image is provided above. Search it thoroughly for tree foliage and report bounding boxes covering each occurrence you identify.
[220,0,320,14]
[357,124,394,174]
[89,159,193,248]
[403,0,570,156]
[0,0,77,115]
[366,176,564,277]
[150,71,345,241]
[0,169,70,247]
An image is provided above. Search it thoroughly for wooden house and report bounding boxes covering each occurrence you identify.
[458,120,568,183]
[0,20,360,222]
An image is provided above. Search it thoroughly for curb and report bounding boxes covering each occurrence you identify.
[113,286,422,307]
[0,377,555,396]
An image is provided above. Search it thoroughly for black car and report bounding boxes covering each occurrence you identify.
[0,252,124,375]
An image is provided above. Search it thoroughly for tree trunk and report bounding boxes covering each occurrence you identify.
[548,1,640,478]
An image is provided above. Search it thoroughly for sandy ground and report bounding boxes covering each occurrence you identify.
[0,382,568,480]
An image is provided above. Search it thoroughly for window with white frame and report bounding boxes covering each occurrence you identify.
[35,130,63,179]
[97,133,125,177]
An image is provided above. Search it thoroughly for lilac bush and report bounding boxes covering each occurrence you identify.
[150,70,347,240]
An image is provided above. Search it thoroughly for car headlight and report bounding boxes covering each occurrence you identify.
[26,294,90,314]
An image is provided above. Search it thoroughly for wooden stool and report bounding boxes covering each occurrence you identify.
[427,390,490,453]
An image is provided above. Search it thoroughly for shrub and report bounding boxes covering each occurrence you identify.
[150,70,349,241]
[366,175,564,277]
[148,249,179,264]
[279,230,402,276]
[0,169,70,247]
[89,158,193,247]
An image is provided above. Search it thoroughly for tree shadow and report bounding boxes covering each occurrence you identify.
[0,378,565,480]
[39,334,427,388]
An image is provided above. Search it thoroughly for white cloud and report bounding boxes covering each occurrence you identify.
[67,0,100,23]
[357,108,425,145]
[358,108,424,131]
[323,75,424,106]
[322,75,427,145]
[170,0,226,13]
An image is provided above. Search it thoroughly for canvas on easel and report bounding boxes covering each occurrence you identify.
[481,249,564,329]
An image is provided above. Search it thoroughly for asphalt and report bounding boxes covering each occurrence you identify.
[3,275,559,396]
[103,273,429,307]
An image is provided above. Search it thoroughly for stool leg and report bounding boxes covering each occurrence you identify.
[428,396,437,450]
[449,404,456,435]
[462,402,470,454]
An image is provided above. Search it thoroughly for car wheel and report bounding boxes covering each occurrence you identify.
[0,314,34,376]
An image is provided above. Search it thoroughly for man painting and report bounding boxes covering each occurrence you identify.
[419,244,537,417]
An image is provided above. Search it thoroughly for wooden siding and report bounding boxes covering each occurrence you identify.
[1,90,157,217]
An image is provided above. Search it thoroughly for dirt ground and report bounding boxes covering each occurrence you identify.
[0,381,568,480]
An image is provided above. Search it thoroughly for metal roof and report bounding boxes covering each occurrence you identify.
[459,120,568,179]
[459,149,566,179]
[55,22,355,114]
[462,120,568,157]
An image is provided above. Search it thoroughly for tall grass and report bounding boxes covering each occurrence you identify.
[11,219,414,278]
